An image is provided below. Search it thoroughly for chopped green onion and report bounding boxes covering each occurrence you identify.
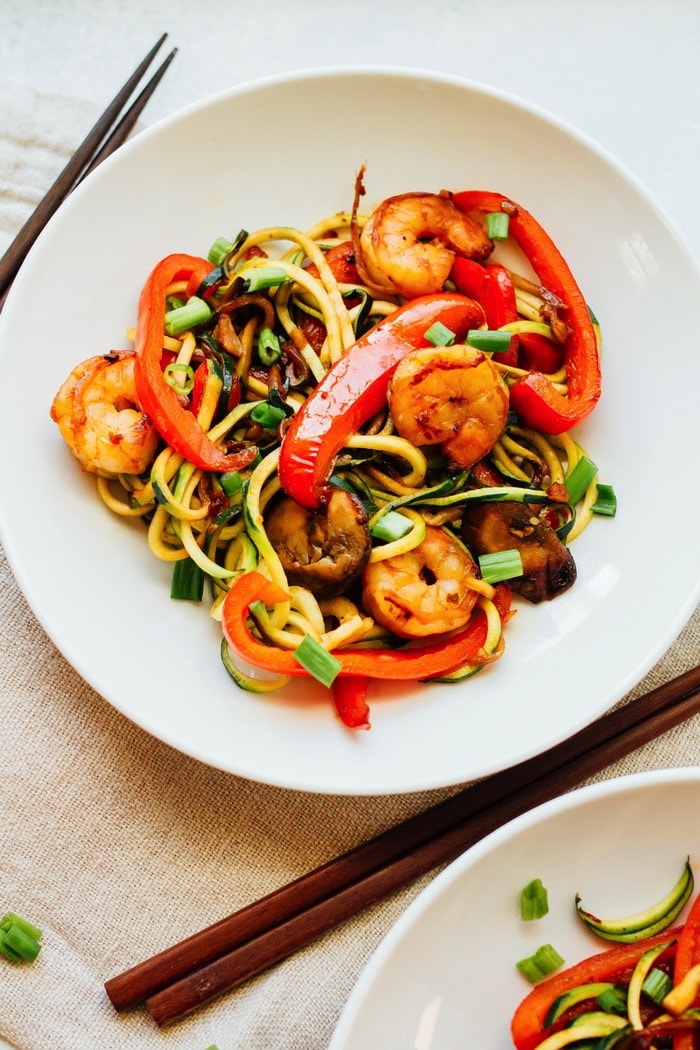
[221,471,243,496]
[466,329,513,353]
[0,912,42,964]
[424,321,456,346]
[3,925,41,962]
[242,266,287,292]
[516,944,565,983]
[566,455,598,505]
[208,236,235,266]
[170,558,204,602]
[371,511,413,543]
[520,878,549,921]
[164,296,212,336]
[164,362,195,395]
[0,913,42,941]
[250,402,287,430]
[597,987,628,1014]
[479,548,523,584]
[165,294,186,311]
[486,211,510,240]
[257,326,282,366]
[293,634,342,688]
[0,937,22,962]
[642,968,673,1004]
[591,483,617,517]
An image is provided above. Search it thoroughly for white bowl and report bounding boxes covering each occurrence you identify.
[1,67,698,794]
[330,768,700,1047]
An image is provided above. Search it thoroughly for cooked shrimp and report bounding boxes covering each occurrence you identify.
[359,191,492,298]
[50,351,159,476]
[387,345,509,470]
[362,525,479,638]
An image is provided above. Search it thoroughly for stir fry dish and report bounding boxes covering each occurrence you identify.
[50,173,615,729]
[512,861,700,1048]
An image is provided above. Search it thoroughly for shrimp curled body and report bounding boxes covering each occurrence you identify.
[360,192,492,298]
[362,525,480,638]
[50,351,159,477]
[387,345,509,470]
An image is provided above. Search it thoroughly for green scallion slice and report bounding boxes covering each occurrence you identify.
[164,362,195,395]
[251,402,287,430]
[170,558,205,602]
[164,296,212,336]
[592,483,617,517]
[566,455,598,505]
[371,511,413,543]
[641,967,673,1004]
[466,329,513,354]
[0,935,23,962]
[486,211,510,240]
[220,471,243,497]
[208,236,235,266]
[516,944,565,984]
[293,634,342,688]
[3,924,41,962]
[479,548,523,584]
[596,987,628,1014]
[257,326,282,366]
[242,266,287,292]
[0,912,42,963]
[520,878,549,921]
[0,912,42,941]
[424,321,456,347]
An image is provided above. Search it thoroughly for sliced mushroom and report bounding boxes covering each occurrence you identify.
[265,487,371,599]
[460,500,576,603]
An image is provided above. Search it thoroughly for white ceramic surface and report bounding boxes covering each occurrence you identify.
[0,68,699,794]
[330,768,700,1048]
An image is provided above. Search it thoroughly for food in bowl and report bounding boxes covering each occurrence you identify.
[50,172,614,729]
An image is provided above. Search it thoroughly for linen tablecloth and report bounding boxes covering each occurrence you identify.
[1,84,699,1050]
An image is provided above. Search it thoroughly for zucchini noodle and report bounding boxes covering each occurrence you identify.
[52,188,612,716]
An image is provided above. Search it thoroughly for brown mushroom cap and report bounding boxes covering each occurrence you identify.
[265,487,372,599]
[460,500,576,603]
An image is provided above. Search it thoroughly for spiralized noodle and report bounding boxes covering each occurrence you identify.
[54,191,611,716]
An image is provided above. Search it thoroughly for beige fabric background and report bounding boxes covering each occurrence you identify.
[0,85,698,1049]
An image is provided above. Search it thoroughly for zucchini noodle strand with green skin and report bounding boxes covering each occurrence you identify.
[50,185,613,724]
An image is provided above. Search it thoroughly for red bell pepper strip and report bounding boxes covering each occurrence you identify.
[305,241,360,284]
[511,929,680,1050]
[221,571,506,683]
[453,191,601,434]
[133,253,258,473]
[450,256,520,366]
[672,893,700,1050]
[331,675,371,730]
[518,331,564,374]
[189,360,209,418]
[278,292,485,509]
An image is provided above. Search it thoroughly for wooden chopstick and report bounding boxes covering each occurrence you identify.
[103,663,700,1026]
[0,33,176,306]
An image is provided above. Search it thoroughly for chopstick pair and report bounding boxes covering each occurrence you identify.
[105,662,700,1028]
[0,33,176,309]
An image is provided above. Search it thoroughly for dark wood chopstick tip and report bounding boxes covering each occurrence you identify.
[103,664,700,1025]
